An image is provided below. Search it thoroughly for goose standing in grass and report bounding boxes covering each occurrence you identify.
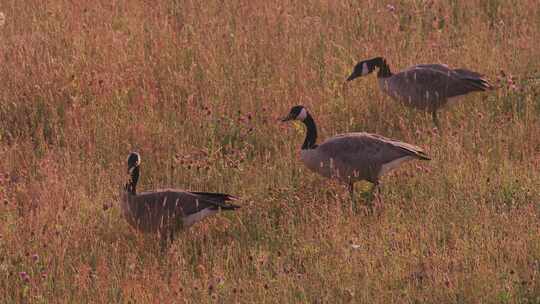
[346,57,494,128]
[121,152,240,249]
[281,105,430,210]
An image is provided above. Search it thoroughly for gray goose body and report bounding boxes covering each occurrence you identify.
[347,57,493,126]
[282,106,430,208]
[300,132,429,184]
[120,189,238,233]
[121,152,239,246]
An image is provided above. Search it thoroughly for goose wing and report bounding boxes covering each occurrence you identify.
[131,190,239,218]
[452,68,483,78]
[318,132,429,169]
[406,64,451,73]
[407,64,488,81]
[187,191,240,210]
[452,68,493,90]
[390,64,489,100]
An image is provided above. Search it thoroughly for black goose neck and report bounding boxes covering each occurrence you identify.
[127,166,139,195]
[301,114,318,150]
[374,57,392,78]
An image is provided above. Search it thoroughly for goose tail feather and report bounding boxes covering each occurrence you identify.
[190,191,241,210]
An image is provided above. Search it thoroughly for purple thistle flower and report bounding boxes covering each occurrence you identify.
[19,271,30,283]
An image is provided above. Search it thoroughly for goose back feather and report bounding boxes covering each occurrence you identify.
[120,189,239,233]
[301,132,430,183]
[379,64,493,111]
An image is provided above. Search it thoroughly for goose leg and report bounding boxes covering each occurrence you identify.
[366,182,381,211]
[432,110,440,130]
[372,182,382,208]
[348,182,357,213]
[159,223,173,253]
[159,232,169,253]
[169,229,175,245]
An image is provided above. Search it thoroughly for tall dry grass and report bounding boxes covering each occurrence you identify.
[0,0,539,302]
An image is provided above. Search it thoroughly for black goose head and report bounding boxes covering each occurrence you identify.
[346,57,386,81]
[281,105,309,122]
[126,152,141,194]
[281,105,318,150]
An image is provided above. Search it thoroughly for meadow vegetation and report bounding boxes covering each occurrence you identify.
[0,0,539,302]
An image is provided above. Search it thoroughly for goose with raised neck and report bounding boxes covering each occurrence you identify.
[281,105,431,211]
[120,152,240,250]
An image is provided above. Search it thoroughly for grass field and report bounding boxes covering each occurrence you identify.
[1,0,540,303]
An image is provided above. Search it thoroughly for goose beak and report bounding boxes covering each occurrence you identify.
[346,71,360,82]
[280,115,293,122]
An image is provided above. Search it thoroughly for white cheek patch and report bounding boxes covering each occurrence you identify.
[297,108,308,121]
[361,62,370,76]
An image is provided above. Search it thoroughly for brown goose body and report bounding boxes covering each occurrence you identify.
[378,64,493,111]
[282,106,430,208]
[300,132,430,185]
[120,189,239,234]
[347,57,494,126]
[121,152,239,246]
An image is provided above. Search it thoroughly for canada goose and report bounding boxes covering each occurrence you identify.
[281,105,430,210]
[346,57,494,127]
[120,152,240,248]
